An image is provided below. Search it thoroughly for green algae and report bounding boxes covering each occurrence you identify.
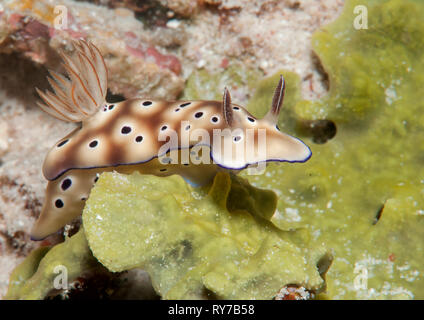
[295,0,424,124]
[7,0,424,300]
[242,0,424,299]
[5,246,50,299]
[82,171,329,299]
[181,64,261,101]
[5,230,101,300]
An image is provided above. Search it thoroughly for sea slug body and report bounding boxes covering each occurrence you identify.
[31,40,311,240]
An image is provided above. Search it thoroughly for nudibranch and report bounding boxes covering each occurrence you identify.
[31,40,311,240]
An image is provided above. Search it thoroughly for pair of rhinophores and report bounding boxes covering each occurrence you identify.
[31,40,311,240]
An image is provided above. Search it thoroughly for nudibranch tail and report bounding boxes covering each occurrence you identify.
[30,160,220,240]
[36,40,108,122]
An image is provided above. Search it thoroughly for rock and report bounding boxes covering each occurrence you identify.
[0,0,185,99]
[0,123,9,157]
[159,0,200,17]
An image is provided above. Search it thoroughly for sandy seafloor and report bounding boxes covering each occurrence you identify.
[0,0,344,298]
